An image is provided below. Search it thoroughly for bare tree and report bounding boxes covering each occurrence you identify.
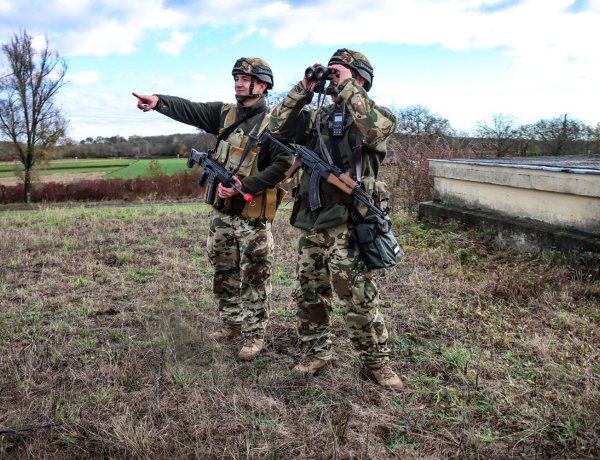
[392,105,453,139]
[530,114,586,156]
[586,122,600,155]
[0,30,68,202]
[475,113,520,157]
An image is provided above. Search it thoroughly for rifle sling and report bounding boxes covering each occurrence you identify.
[351,125,367,221]
[329,136,346,170]
[231,106,268,175]
[216,105,266,146]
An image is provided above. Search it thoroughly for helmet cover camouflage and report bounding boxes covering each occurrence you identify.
[328,48,373,91]
[232,57,274,89]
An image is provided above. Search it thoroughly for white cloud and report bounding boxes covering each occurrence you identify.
[7,0,599,136]
[156,31,193,56]
[69,70,99,85]
[192,73,207,82]
[233,26,257,43]
[0,0,186,57]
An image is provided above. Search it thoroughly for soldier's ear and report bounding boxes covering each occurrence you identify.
[355,75,366,88]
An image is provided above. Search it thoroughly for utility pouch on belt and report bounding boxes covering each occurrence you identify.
[347,123,402,269]
[242,187,286,221]
[352,212,404,270]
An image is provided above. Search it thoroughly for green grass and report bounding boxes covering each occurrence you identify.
[104,159,189,179]
[0,159,133,178]
[0,158,188,179]
[0,205,598,459]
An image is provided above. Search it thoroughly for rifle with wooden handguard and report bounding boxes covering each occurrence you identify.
[264,132,390,226]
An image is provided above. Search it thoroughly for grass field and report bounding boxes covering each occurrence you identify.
[0,158,189,180]
[105,159,189,179]
[0,205,598,459]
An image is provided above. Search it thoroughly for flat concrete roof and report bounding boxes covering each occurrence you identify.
[432,154,600,174]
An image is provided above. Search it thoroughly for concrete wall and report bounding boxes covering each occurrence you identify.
[419,156,600,253]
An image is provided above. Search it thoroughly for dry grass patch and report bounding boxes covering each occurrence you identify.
[0,204,598,459]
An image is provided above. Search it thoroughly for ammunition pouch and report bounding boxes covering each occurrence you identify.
[242,187,286,221]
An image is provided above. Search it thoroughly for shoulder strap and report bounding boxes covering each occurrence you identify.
[232,106,268,174]
[217,105,266,145]
[353,124,363,183]
[350,124,366,222]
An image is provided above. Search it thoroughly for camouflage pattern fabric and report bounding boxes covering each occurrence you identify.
[336,78,395,147]
[328,49,371,68]
[294,224,390,365]
[232,57,274,89]
[328,48,374,91]
[207,211,274,338]
[269,79,395,150]
[268,82,311,134]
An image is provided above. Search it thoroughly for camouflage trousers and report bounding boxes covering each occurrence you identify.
[207,211,274,338]
[294,223,390,365]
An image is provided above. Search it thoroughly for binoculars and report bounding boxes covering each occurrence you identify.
[305,66,339,82]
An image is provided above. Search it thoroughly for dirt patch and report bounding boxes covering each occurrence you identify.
[0,172,106,186]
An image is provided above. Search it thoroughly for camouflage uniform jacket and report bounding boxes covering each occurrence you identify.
[154,95,292,198]
[270,78,396,230]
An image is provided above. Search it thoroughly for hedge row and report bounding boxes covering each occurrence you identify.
[0,171,203,204]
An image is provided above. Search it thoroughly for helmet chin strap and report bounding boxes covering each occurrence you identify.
[235,76,263,102]
[235,93,262,102]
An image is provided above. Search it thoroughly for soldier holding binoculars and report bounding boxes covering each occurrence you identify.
[270,49,403,391]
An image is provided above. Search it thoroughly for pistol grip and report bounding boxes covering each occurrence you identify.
[285,161,302,178]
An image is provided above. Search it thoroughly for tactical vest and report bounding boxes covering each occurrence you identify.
[211,104,284,220]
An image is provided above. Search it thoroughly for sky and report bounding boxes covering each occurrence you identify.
[1,0,599,142]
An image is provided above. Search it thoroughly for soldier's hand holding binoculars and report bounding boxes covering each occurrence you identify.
[303,62,351,93]
[327,64,352,84]
[301,62,324,91]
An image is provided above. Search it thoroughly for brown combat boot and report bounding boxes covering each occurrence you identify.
[292,357,330,376]
[366,363,404,391]
[209,324,241,342]
[238,337,265,360]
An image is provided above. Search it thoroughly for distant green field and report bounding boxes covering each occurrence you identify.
[105,159,189,179]
[0,158,189,179]
[0,159,133,178]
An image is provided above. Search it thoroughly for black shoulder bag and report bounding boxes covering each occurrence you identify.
[351,131,404,270]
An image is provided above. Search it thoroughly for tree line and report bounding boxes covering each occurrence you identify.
[391,105,599,157]
[1,30,598,203]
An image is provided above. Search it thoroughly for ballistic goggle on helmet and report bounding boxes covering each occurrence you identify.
[232,57,274,89]
[328,48,374,92]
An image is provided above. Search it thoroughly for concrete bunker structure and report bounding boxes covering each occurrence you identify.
[418,155,600,254]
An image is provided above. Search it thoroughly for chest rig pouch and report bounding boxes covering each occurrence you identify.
[211,104,283,220]
[213,105,269,176]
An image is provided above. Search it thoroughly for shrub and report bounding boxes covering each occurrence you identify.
[384,135,476,215]
[0,171,201,204]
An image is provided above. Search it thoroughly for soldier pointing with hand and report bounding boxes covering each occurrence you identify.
[134,57,292,360]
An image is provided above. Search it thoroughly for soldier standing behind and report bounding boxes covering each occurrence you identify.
[133,57,292,360]
[269,49,403,390]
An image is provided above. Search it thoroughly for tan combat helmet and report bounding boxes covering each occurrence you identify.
[232,57,274,90]
[328,48,374,92]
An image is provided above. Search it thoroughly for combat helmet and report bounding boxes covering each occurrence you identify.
[328,48,373,92]
[232,57,274,90]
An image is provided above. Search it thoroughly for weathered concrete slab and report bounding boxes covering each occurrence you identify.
[419,201,600,254]
[420,155,600,254]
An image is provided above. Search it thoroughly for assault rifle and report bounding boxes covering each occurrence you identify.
[264,133,390,225]
[187,149,253,209]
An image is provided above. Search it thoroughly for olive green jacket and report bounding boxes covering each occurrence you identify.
[154,95,292,197]
[269,78,396,230]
